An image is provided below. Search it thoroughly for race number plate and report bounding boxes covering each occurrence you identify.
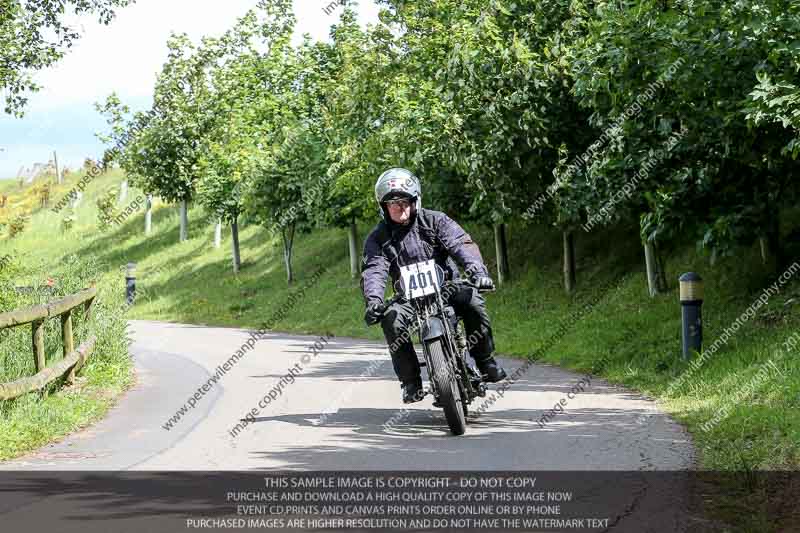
[400,260,440,300]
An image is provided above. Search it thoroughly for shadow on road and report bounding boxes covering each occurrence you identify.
[244,404,675,472]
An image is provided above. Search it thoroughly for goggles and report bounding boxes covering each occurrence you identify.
[384,197,413,209]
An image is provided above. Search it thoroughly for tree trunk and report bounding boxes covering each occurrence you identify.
[70,191,82,209]
[231,216,241,274]
[766,212,783,273]
[759,237,769,265]
[53,150,60,184]
[144,194,152,235]
[119,180,128,203]
[282,224,295,284]
[494,223,511,285]
[179,200,188,242]
[348,217,360,279]
[655,242,667,292]
[563,229,576,294]
[644,240,668,296]
[214,219,222,249]
[758,188,784,273]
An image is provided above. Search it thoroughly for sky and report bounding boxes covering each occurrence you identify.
[0,0,381,179]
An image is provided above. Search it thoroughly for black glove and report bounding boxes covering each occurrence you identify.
[364,302,384,326]
[471,275,495,291]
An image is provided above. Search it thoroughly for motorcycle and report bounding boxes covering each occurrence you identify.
[375,259,492,436]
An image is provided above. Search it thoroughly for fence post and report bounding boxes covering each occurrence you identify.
[62,310,76,383]
[32,319,45,372]
[84,296,95,321]
[1,288,98,400]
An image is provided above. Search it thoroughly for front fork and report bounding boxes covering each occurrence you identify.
[418,312,484,401]
[418,314,454,398]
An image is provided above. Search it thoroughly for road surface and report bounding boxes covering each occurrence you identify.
[2,319,694,470]
[0,320,700,532]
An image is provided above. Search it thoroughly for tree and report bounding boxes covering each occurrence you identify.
[249,121,328,284]
[96,34,212,243]
[196,114,255,273]
[379,0,591,288]
[196,43,263,270]
[194,11,267,273]
[745,0,800,265]
[246,30,331,284]
[567,0,800,276]
[130,33,215,242]
[1,0,133,116]
[319,10,396,278]
[95,93,160,235]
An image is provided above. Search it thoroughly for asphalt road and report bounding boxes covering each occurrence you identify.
[1,319,694,471]
[0,320,699,531]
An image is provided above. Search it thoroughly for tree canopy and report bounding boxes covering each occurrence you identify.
[97,0,800,278]
[1,0,133,116]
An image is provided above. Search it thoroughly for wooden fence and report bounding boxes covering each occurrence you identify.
[0,287,97,400]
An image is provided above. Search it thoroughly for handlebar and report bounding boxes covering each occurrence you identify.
[373,278,495,317]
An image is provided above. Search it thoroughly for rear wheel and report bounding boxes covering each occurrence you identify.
[427,339,466,436]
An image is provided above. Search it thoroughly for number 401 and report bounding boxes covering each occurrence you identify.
[408,270,435,291]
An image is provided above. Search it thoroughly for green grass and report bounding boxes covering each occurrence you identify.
[2,170,799,529]
[0,179,17,195]
[0,262,133,460]
[0,170,134,460]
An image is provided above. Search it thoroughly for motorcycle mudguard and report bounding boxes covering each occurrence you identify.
[421,316,446,343]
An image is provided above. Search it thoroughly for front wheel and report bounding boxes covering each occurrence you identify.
[427,338,466,436]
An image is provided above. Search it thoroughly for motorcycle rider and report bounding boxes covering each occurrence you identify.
[361,168,508,403]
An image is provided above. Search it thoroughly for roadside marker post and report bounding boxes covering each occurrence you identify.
[126,262,137,305]
[679,272,703,360]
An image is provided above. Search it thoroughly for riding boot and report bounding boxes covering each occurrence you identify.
[401,378,425,404]
[475,356,508,383]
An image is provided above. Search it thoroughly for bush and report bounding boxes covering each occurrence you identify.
[7,213,28,238]
[0,253,16,310]
[35,182,51,207]
[96,188,117,230]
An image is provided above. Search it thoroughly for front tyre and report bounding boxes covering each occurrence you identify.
[427,338,466,436]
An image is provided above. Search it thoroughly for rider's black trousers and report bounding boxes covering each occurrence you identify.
[380,285,496,383]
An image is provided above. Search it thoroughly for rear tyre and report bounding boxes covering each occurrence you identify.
[427,339,466,436]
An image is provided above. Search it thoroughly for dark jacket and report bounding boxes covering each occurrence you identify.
[360,208,489,305]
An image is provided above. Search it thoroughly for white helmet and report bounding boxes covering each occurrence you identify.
[374,168,422,220]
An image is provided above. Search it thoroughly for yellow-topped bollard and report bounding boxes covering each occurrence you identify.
[679,272,703,360]
[125,262,137,306]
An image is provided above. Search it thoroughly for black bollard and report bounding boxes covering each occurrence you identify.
[125,262,136,305]
[679,272,703,360]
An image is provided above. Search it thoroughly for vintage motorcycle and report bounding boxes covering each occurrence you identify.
[376,259,492,435]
